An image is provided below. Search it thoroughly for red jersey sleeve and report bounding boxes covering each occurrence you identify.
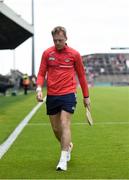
[75,52,89,97]
[36,51,48,86]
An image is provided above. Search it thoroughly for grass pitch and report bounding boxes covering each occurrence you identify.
[0,86,129,179]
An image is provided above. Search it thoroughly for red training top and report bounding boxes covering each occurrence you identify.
[37,45,89,97]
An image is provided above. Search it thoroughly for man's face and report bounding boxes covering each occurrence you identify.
[53,31,67,50]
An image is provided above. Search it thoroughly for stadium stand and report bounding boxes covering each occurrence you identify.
[82,53,129,86]
[0,69,37,96]
[0,74,14,95]
[0,70,24,95]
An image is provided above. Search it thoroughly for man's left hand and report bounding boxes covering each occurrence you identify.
[83,97,91,111]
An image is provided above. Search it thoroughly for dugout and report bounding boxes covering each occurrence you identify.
[0,1,33,49]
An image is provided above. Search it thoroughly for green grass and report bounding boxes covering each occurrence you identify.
[0,92,37,144]
[0,86,129,179]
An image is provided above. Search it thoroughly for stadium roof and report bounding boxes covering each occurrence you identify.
[0,1,33,49]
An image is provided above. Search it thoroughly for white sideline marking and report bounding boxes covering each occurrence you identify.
[0,97,46,159]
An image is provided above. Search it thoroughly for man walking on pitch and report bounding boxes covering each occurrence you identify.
[36,26,90,171]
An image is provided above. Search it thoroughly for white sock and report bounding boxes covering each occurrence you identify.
[60,150,67,161]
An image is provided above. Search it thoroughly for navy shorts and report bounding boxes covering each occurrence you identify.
[46,93,77,115]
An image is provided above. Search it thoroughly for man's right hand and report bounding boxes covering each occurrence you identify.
[36,91,43,102]
[36,86,43,102]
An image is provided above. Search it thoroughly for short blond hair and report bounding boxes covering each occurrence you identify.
[51,26,67,38]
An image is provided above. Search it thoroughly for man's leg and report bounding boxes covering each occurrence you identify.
[49,113,61,142]
[49,110,72,150]
[49,110,72,171]
[60,110,71,151]
[56,110,72,171]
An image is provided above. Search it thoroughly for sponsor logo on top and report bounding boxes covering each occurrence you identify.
[64,59,70,62]
[49,57,55,61]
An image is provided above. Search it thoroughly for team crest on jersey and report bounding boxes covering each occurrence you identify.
[48,57,55,61]
[64,59,70,62]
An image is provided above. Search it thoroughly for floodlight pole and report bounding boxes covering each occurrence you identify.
[111,47,129,50]
[13,49,16,70]
[32,0,35,75]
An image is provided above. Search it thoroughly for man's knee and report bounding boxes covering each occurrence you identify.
[52,126,60,133]
[60,118,71,129]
